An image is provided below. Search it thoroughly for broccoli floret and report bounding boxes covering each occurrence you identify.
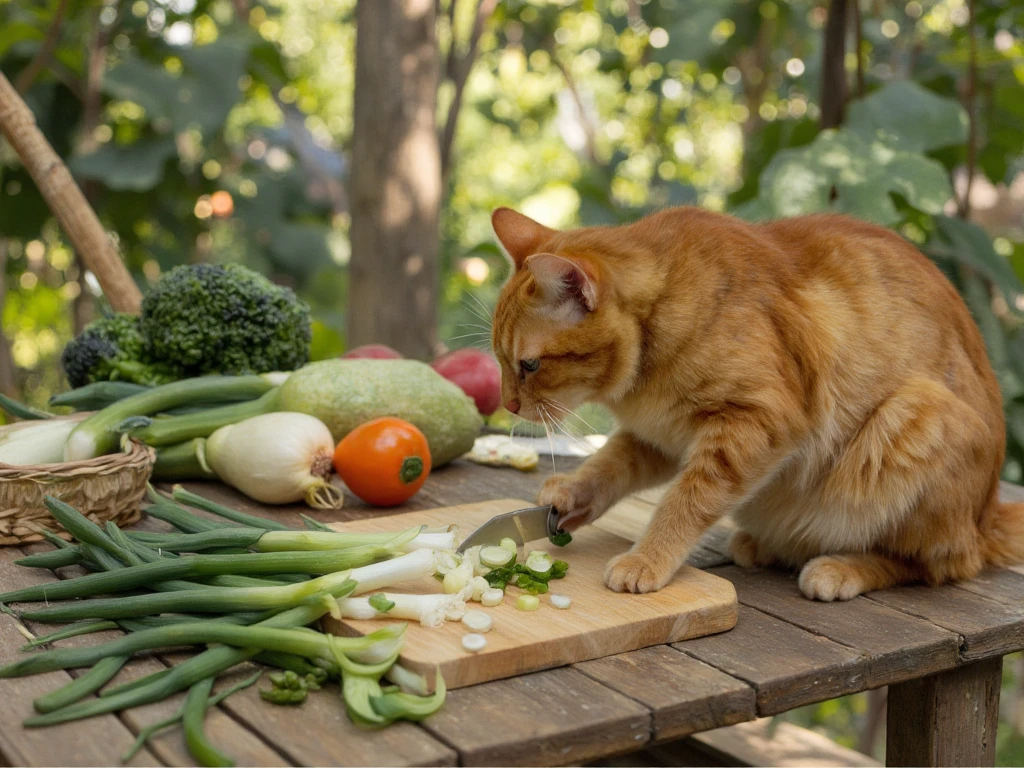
[61,314,181,388]
[139,264,311,377]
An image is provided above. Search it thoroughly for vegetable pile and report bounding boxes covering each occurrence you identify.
[0,486,572,766]
[62,264,312,387]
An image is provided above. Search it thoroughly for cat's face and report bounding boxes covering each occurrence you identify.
[490,208,641,423]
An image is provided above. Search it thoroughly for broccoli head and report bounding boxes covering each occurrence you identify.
[139,263,312,376]
[61,314,181,388]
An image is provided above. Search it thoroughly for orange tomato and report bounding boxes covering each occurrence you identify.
[332,417,432,507]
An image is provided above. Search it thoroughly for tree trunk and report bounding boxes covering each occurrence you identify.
[348,0,441,360]
[0,241,19,398]
[820,0,849,130]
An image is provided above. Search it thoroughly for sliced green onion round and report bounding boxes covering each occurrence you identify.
[480,588,504,607]
[480,546,513,568]
[461,633,487,653]
[499,538,518,556]
[550,594,572,610]
[515,594,540,612]
[461,610,492,633]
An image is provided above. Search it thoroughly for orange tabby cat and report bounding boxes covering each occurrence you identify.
[490,205,1024,600]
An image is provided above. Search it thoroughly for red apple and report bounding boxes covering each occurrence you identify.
[341,344,403,360]
[431,348,501,416]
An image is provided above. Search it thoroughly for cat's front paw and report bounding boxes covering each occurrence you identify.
[728,530,762,568]
[604,551,674,593]
[798,556,865,601]
[538,473,605,531]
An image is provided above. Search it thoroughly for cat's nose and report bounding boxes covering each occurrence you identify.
[506,398,521,414]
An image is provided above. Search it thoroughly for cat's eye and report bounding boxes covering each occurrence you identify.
[520,358,540,374]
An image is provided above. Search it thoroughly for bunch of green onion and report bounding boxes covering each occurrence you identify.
[0,486,451,766]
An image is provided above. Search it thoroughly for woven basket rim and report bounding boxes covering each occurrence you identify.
[0,413,154,476]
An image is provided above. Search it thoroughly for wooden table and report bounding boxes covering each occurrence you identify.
[2,459,1023,767]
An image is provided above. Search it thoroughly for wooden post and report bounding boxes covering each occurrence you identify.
[0,70,142,314]
[886,657,1002,767]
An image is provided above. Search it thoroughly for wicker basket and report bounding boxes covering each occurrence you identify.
[0,417,155,546]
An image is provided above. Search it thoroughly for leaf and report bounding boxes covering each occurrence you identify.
[958,268,1024,401]
[0,22,43,58]
[70,138,178,191]
[103,56,180,125]
[846,81,968,153]
[929,216,1024,301]
[752,129,954,225]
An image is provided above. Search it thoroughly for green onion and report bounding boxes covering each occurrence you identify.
[49,381,149,411]
[0,540,404,605]
[370,669,446,722]
[32,655,128,713]
[8,617,401,690]
[0,391,52,420]
[300,514,334,532]
[368,593,396,613]
[19,572,358,623]
[171,486,294,531]
[121,671,261,763]
[21,603,334,727]
[127,528,265,552]
[20,620,119,651]
[122,388,280,448]
[153,439,217,481]
[66,375,277,461]
[183,677,235,767]
[144,498,235,533]
[15,547,84,570]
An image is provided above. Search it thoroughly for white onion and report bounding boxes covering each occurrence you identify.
[205,412,343,509]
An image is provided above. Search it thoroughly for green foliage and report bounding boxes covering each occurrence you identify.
[140,264,312,376]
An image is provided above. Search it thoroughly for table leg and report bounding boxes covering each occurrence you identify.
[886,657,1002,767]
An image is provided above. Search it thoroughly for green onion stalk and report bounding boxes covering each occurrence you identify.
[121,671,262,763]
[121,388,280,447]
[18,571,359,623]
[64,375,281,461]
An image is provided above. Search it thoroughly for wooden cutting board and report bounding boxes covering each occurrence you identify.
[323,499,737,688]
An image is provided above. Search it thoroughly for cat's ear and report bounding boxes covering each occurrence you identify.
[525,253,598,319]
[492,208,557,269]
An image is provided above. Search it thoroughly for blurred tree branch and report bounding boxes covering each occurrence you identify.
[851,0,865,99]
[440,0,499,185]
[14,0,70,94]
[0,241,18,399]
[957,0,977,220]
[820,0,849,129]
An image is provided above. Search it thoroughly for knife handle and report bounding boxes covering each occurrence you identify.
[546,506,565,538]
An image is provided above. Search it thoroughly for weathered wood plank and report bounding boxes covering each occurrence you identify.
[574,645,755,742]
[218,672,456,767]
[676,606,864,715]
[867,583,1024,661]
[954,568,1024,607]
[0,548,161,767]
[421,667,651,766]
[713,565,961,688]
[685,719,881,767]
[886,657,1002,767]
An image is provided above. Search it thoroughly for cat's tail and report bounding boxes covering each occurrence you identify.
[980,500,1024,568]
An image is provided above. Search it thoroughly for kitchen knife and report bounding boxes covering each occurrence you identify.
[456,504,562,553]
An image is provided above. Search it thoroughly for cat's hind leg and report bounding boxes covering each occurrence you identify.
[800,376,997,601]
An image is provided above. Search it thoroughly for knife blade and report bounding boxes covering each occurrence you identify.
[456,505,561,553]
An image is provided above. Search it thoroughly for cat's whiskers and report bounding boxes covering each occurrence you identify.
[442,332,491,344]
[546,399,601,436]
[460,298,493,328]
[541,403,596,456]
[536,408,558,475]
[466,291,495,323]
